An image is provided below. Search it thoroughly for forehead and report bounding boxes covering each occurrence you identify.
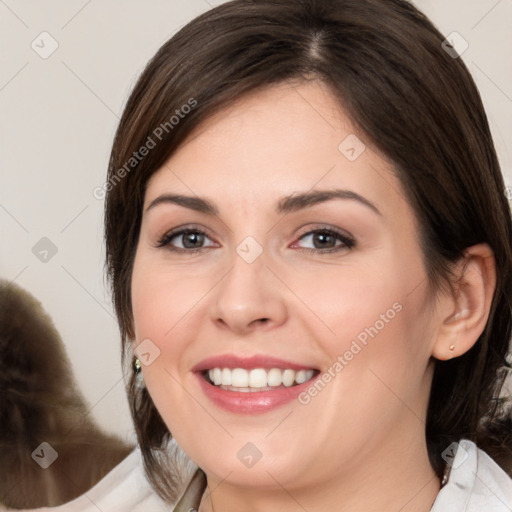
[144,81,406,218]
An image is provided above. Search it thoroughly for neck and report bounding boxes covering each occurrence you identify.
[199,437,440,512]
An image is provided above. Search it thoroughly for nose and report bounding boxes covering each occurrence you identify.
[210,249,288,335]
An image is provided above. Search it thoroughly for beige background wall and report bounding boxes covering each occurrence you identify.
[1,0,511,442]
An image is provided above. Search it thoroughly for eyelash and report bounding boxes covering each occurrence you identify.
[155,224,356,254]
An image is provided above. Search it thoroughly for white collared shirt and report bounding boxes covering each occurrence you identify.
[431,439,512,511]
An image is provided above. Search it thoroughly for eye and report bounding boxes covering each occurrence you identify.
[292,227,355,253]
[156,226,217,252]
[155,225,355,254]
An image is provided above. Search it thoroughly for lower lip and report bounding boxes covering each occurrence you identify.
[195,372,318,414]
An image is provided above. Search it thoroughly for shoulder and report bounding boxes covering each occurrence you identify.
[431,439,512,512]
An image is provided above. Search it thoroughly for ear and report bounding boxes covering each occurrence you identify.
[431,243,496,361]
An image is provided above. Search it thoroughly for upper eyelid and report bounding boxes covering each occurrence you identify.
[159,223,350,238]
[295,223,353,238]
[156,224,216,245]
[293,227,355,249]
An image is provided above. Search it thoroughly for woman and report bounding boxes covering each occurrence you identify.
[104,0,512,510]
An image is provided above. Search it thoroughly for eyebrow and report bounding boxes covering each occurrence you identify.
[145,189,381,216]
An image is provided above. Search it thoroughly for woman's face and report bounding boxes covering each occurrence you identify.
[131,81,440,490]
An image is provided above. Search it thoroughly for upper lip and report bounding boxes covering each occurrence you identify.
[192,354,318,373]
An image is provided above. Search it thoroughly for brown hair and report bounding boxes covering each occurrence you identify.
[0,280,132,508]
[104,0,512,502]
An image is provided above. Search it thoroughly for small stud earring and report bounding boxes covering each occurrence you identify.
[449,345,455,351]
[133,358,145,389]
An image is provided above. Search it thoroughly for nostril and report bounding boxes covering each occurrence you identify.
[250,318,270,327]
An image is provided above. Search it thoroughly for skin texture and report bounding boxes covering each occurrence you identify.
[130,81,495,512]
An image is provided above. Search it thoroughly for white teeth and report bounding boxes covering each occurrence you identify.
[213,368,222,386]
[282,369,295,387]
[206,367,316,388]
[267,368,282,387]
[231,368,249,387]
[295,369,307,384]
[249,368,267,387]
[221,368,232,386]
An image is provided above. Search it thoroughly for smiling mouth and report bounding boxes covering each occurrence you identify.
[203,367,318,392]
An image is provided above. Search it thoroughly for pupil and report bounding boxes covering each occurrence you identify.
[184,232,204,248]
[314,232,334,248]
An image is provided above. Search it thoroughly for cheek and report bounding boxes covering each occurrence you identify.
[289,256,422,343]
[297,255,433,392]
[131,257,206,344]
[130,260,206,421]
